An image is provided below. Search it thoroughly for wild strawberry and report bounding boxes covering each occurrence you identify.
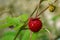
[28,18,42,32]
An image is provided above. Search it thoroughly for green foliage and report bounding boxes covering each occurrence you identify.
[21,30,30,40]
[20,29,48,40]
[0,14,29,40]
[0,14,28,30]
[0,16,14,29]
[0,13,49,40]
[0,31,19,40]
[14,14,28,30]
[31,32,38,40]
[18,14,28,22]
[37,29,49,40]
[19,30,26,40]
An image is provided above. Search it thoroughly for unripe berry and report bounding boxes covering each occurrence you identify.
[48,4,55,12]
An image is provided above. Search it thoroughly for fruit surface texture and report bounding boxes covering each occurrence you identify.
[28,18,42,32]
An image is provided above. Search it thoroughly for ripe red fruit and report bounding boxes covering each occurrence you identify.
[28,18,42,32]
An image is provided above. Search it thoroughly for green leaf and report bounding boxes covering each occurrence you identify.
[21,30,30,40]
[0,16,14,29]
[14,23,24,30]
[14,14,29,30]
[19,30,26,40]
[37,29,49,40]
[18,14,29,22]
[0,14,28,30]
[0,31,19,40]
[13,17,24,30]
[31,32,38,40]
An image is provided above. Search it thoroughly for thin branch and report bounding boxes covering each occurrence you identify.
[44,28,51,35]
[13,0,57,40]
[13,22,27,40]
[30,5,38,17]
[13,0,43,40]
[37,6,49,16]
[22,28,28,30]
[30,0,42,17]
[13,3,38,40]
[35,0,43,17]
[13,2,37,40]
[39,0,43,6]
[13,6,37,40]
[44,28,53,40]
[37,0,57,17]
[30,31,32,40]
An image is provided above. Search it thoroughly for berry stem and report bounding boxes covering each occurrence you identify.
[13,4,38,40]
[37,6,49,17]
[37,0,57,17]
[35,0,43,18]
[30,31,32,40]
[30,5,38,17]
[13,0,57,40]
[44,28,53,40]
[22,28,28,30]
[13,0,43,40]
[13,22,27,40]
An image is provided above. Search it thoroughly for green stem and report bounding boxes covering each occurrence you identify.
[30,31,32,40]
[37,0,57,17]
[13,3,38,40]
[44,28,53,40]
[37,6,49,16]
[13,0,58,40]
[13,22,27,40]
[13,0,43,40]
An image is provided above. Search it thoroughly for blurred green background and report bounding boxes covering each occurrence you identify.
[0,0,60,40]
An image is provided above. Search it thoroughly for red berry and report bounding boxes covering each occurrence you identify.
[28,18,42,32]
